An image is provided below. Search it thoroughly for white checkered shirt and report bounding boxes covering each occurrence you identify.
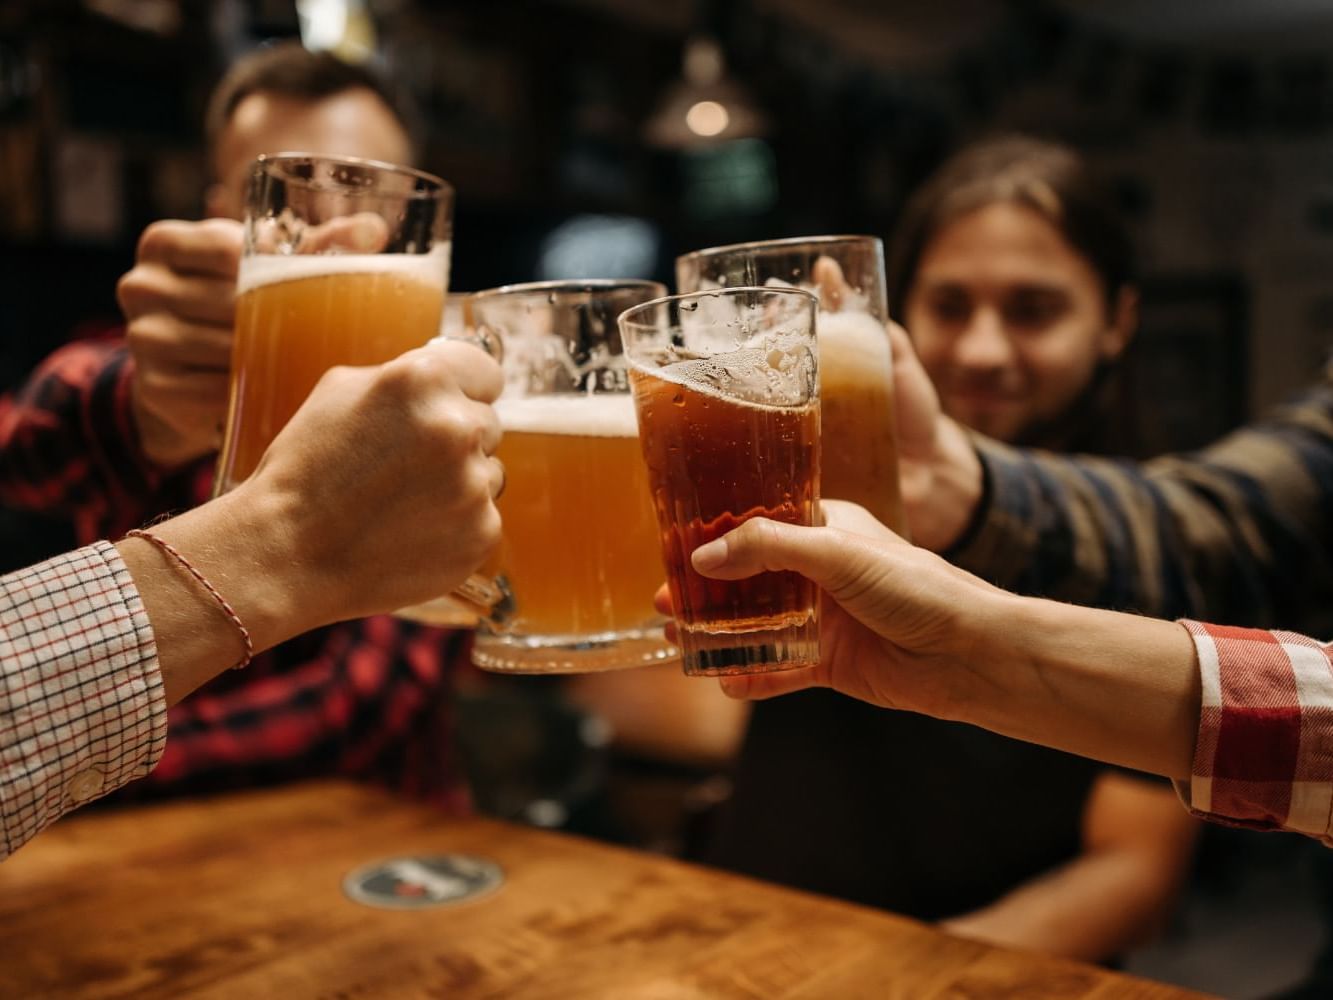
[0,541,166,859]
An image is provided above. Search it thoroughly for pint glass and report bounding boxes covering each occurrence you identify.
[677,236,905,533]
[619,287,821,677]
[470,280,677,673]
[217,153,453,493]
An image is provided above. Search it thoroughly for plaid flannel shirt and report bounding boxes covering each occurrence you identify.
[947,364,1333,839]
[0,338,469,811]
[1181,621,1333,844]
[0,541,166,860]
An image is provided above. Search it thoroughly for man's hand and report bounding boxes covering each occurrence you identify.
[117,218,243,469]
[887,322,985,551]
[236,338,506,637]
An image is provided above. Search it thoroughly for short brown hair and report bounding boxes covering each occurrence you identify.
[887,135,1134,320]
[203,42,415,157]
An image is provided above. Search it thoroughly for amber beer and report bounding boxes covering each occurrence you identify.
[676,236,907,534]
[629,363,820,676]
[817,309,905,530]
[216,252,446,492]
[487,395,665,643]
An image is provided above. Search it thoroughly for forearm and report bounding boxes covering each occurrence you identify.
[114,485,312,706]
[956,595,1201,780]
[948,381,1333,630]
[941,848,1178,962]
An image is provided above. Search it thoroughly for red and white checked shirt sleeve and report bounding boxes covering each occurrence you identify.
[0,541,167,860]
[1179,620,1333,845]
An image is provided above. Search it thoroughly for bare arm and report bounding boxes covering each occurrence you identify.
[941,773,1199,962]
[690,503,1202,780]
[2,341,503,859]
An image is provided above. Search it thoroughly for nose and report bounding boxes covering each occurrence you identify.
[952,308,1014,372]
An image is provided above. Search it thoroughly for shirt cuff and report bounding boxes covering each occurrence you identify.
[0,541,167,859]
[1176,619,1333,847]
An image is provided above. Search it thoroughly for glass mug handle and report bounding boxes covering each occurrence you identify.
[398,328,512,627]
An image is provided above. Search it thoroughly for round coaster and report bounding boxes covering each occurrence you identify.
[342,854,504,910]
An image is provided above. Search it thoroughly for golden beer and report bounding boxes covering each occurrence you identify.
[817,309,906,531]
[217,251,447,493]
[473,394,669,671]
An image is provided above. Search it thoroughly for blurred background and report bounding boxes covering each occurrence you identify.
[3,1,1333,995]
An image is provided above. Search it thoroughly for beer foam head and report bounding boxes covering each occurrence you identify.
[238,242,451,294]
[817,309,891,364]
[496,393,639,437]
[647,341,817,410]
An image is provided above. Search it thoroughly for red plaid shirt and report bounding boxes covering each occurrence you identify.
[1181,620,1333,844]
[0,338,470,812]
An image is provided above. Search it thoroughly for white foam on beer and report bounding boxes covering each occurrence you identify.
[496,393,639,437]
[237,242,452,294]
[817,308,892,372]
[633,352,814,412]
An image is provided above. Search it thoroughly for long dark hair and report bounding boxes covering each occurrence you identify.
[886,135,1134,322]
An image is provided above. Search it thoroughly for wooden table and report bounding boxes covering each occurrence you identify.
[0,781,1209,999]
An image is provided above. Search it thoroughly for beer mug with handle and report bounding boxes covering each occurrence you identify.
[468,279,679,674]
[217,153,506,621]
[677,236,906,534]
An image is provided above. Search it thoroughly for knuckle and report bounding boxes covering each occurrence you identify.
[116,269,151,314]
[137,220,180,260]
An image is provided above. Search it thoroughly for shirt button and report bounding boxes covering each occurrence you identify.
[68,769,105,803]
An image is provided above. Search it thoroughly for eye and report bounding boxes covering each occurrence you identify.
[925,287,972,325]
[1003,289,1068,330]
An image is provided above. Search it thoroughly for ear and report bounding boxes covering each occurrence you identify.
[1099,286,1139,362]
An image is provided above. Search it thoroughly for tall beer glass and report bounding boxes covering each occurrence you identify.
[217,153,453,493]
[470,280,677,674]
[619,287,821,677]
[677,236,905,533]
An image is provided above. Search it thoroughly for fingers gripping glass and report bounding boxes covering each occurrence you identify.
[397,294,510,627]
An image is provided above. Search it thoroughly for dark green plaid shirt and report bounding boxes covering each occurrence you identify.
[948,362,1333,636]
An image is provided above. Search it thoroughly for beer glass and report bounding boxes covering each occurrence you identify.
[217,153,454,494]
[677,236,906,532]
[619,287,821,677]
[470,280,677,673]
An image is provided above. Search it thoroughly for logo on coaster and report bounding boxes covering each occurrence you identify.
[342,854,504,910]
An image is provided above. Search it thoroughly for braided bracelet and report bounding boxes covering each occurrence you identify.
[124,529,254,670]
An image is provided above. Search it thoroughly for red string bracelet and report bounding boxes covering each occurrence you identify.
[124,529,254,670]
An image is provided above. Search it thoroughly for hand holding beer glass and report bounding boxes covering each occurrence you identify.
[676,236,906,533]
[619,287,822,676]
[214,152,506,619]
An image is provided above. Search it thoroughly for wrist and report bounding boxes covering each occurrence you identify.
[147,484,323,653]
[908,417,984,552]
[972,596,1201,778]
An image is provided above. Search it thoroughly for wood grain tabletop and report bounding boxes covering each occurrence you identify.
[0,781,1212,999]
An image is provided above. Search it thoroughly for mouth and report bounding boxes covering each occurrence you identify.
[943,386,1019,412]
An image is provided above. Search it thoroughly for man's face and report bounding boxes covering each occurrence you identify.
[906,201,1133,444]
[207,86,413,220]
